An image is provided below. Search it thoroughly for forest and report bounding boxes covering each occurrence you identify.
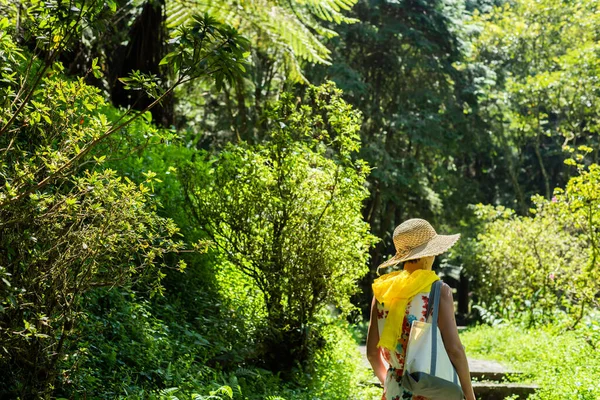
[0,0,599,398]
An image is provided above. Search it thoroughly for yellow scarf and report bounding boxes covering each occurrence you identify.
[372,269,439,351]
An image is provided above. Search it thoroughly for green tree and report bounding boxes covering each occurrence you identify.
[168,0,364,146]
[304,0,494,309]
[166,0,359,83]
[0,8,247,396]
[470,0,600,211]
[181,83,376,371]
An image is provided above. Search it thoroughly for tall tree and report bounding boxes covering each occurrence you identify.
[181,84,376,372]
[470,0,600,211]
[306,0,493,292]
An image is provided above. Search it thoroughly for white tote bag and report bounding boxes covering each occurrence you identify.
[401,281,464,400]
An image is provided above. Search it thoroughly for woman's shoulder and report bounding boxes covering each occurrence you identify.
[438,281,454,304]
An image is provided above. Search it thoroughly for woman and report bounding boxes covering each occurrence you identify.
[366,219,476,400]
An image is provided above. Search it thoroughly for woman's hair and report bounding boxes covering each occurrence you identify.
[405,258,421,264]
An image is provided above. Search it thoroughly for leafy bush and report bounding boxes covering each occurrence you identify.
[181,83,377,370]
[0,5,253,395]
[221,321,380,400]
[55,287,244,399]
[212,261,269,363]
[26,78,379,398]
[60,287,380,400]
[0,58,183,399]
[461,161,600,326]
[469,0,600,212]
[464,201,588,325]
[300,320,380,400]
[59,289,187,397]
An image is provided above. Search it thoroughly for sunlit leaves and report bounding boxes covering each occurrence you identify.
[165,0,358,82]
[119,70,163,99]
[0,15,186,394]
[470,0,600,203]
[160,13,249,90]
[181,83,376,367]
[464,163,600,326]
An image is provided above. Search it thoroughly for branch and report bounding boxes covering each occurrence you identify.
[0,0,99,136]
[0,76,183,209]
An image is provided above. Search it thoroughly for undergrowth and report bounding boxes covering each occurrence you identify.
[460,317,600,400]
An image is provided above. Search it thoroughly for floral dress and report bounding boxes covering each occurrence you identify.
[377,292,430,400]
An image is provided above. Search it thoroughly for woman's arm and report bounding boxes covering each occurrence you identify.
[438,283,476,400]
[366,295,387,385]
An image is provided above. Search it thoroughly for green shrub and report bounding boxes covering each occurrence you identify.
[0,6,252,395]
[62,294,380,400]
[0,67,183,397]
[461,162,600,326]
[181,83,377,371]
[212,261,269,362]
[464,201,588,325]
[57,287,239,399]
[226,321,381,400]
[302,321,380,400]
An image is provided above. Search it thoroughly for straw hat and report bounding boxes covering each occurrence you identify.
[377,218,460,272]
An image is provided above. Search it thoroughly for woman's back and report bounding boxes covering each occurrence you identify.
[376,291,431,400]
[367,219,475,400]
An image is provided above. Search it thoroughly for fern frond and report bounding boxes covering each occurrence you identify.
[164,0,354,81]
[298,0,359,24]
[165,1,192,29]
[270,0,332,64]
[282,45,309,83]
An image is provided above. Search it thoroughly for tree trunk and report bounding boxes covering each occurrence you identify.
[533,134,551,199]
[110,0,173,127]
[497,118,528,214]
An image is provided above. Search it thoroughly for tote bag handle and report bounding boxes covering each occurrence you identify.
[426,280,442,375]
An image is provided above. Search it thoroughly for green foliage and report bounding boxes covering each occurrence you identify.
[220,322,380,400]
[305,0,493,303]
[469,0,600,210]
[0,25,186,393]
[59,289,200,398]
[0,72,182,398]
[461,322,600,399]
[165,0,358,82]
[163,0,361,147]
[462,163,600,326]
[212,261,268,361]
[109,12,250,128]
[55,287,252,399]
[6,0,600,398]
[0,9,247,396]
[0,0,115,135]
[464,202,587,325]
[84,81,379,398]
[181,83,376,370]
[300,321,379,400]
[59,287,379,400]
[160,13,250,91]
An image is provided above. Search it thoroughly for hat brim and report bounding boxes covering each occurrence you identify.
[376,233,461,272]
